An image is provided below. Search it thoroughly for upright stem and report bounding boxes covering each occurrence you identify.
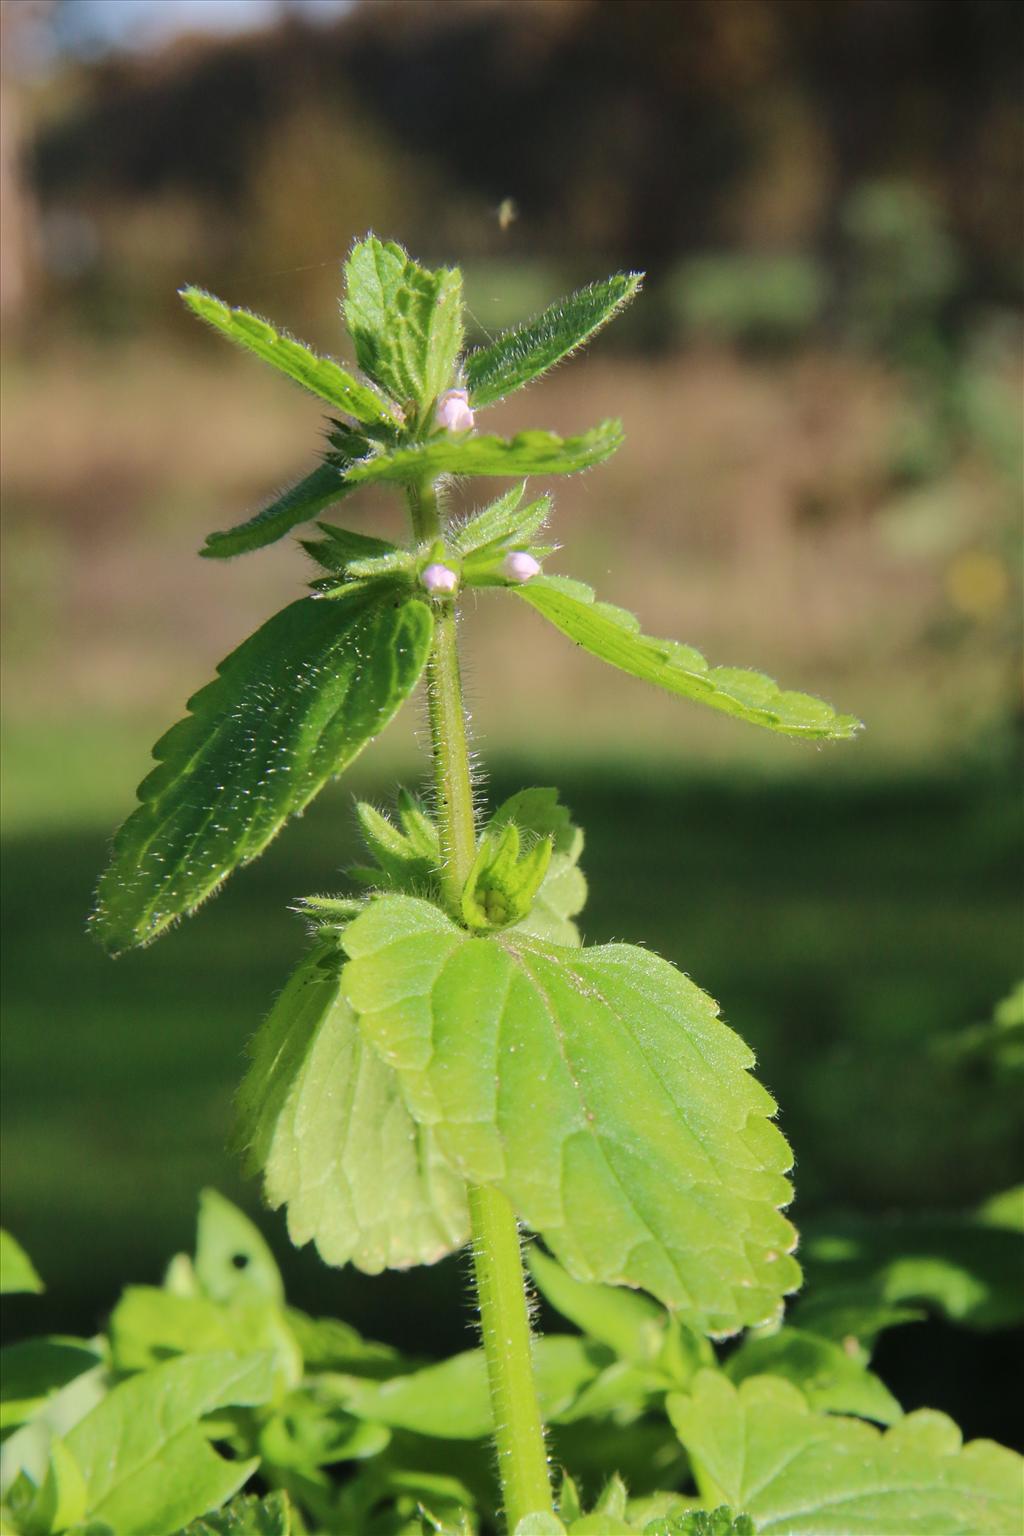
[407,479,553,1529]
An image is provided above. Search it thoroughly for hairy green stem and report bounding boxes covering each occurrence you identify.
[407,477,554,1528]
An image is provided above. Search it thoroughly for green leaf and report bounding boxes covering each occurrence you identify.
[282,1309,399,1375]
[644,1511,754,1536]
[352,800,440,896]
[460,821,552,932]
[342,421,623,487]
[58,1352,275,1536]
[234,936,469,1274]
[180,287,393,425]
[301,524,403,576]
[0,1339,102,1433]
[92,584,433,954]
[724,1325,903,1424]
[0,1232,43,1295]
[10,1436,87,1534]
[344,237,463,415]
[516,579,861,741]
[176,1491,293,1536]
[453,485,551,558]
[199,464,352,561]
[667,1372,1023,1534]
[108,1287,301,1393]
[257,1391,388,1470]
[464,274,642,409]
[194,1189,284,1306]
[783,1298,924,1362]
[0,1364,108,1503]
[489,790,587,947]
[338,1337,605,1439]
[800,1208,1024,1330]
[340,897,800,1332]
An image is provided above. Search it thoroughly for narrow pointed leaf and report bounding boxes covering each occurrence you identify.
[344,236,463,413]
[0,1230,43,1294]
[340,897,799,1333]
[302,523,402,575]
[453,484,551,557]
[465,273,643,408]
[92,585,433,955]
[516,577,861,740]
[200,464,352,560]
[234,936,469,1273]
[667,1372,1023,1534]
[343,421,623,486]
[490,789,587,947]
[180,287,393,425]
[60,1352,275,1536]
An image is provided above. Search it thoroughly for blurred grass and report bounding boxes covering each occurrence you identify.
[2,748,1020,1350]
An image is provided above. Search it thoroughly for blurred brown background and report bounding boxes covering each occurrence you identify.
[2,0,1022,1439]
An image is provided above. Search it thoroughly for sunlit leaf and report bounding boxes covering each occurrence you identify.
[340,897,799,1332]
[667,1372,1023,1534]
[464,274,642,408]
[235,936,469,1274]
[453,484,551,558]
[344,237,463,415]
[58,1352,276,1536]
[0,1231,43,1295]
[516,578,861,741]
[180,287,393,425]
[92,584,432,954]
[193,1189,284,1306]
[490,789,587,947]
[343,421,623,486]
[199,464,352,561]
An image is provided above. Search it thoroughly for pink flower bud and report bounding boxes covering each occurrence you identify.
[435,389,475,432]
[420,562,459,595]
[502,550,541,584]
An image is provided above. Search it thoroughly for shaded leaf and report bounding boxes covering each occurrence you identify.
[177,1491,292,1535]
[180,288,392,425]
[302,524,402,576]
[0,1339,102,1434]
[344,237,463,416]
[340,897,800,1332]
[0,1232,43,1295]
[200,464,352,561]
[339,1337,605,1439]
[235,936,469,1274]
[528,1247,667,1365]
[59,1352,275,1536]
[800,1207,1024,1330]
[108,1287,301,1393]
[667,1372,1023,1534]
[516,578,861,741]
[92,584,432,954]
[343,421,623,487]
[465,274,642,408]
[724,1325,902,1424]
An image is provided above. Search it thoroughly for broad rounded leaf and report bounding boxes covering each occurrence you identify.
[343,421,623,486]
[516,578,861,741]
[180,287,393,425]
[667,1372,1023,1535]
[92,585,432,954]
[340,897,799,1333]
[465,272,642,408]
[723,1325,902,1424]
[234,937,469,1273]
[200,464,352,560]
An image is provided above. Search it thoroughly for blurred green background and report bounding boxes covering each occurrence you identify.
[1,0,1021,1443]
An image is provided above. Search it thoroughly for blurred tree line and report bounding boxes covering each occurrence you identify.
[4,0,1021,344]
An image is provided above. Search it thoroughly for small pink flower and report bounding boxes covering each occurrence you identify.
[502,551,541,584]
[420,562,459,595]
[435,389,475,432]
